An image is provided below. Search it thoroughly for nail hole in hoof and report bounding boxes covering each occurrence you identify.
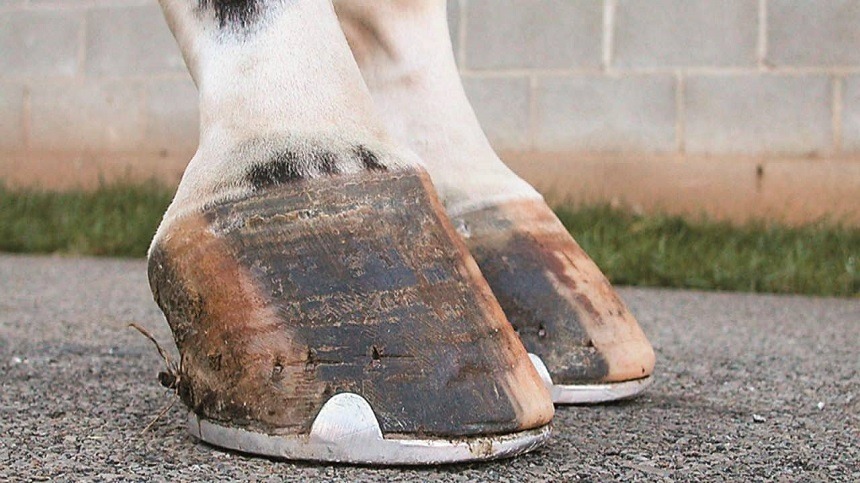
[305,348,318,371]
[208,353,222,371]
[272,361,285,382]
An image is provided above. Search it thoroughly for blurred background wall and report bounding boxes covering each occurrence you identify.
[1,0,858,224]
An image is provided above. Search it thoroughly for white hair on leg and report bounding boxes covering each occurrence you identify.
[335,0,543,217]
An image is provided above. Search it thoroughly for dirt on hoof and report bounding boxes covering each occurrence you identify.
[147,168,553,438]
[456,199,656,385]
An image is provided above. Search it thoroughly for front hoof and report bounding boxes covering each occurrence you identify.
[148,168,554,463]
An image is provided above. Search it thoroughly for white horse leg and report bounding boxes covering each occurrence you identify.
[335,0,542,216]
[148,0,553,463]
[337,0,656,403]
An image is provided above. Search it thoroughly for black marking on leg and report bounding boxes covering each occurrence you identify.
[247,151,303,189]
[315,151,340,175]
[245,145,392,190]
[246,150,347,189]
[355,145,387,171]
[199,0,265,31]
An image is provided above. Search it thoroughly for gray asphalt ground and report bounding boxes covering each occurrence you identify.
[1,254,858,482]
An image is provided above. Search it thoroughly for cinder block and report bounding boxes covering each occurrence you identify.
[0,84,24,151]
[838,76,860,152]
[464,0,602,69]
[769,0,860,66]
[0,10,81,78]
[30,82,145,152]
[534,75,677,152]
[614,0,757,68]
[463,76,531,151]
[685,75,832,155]
[0,1,28,8]
[144,78,199,154]
[86,5,185,77]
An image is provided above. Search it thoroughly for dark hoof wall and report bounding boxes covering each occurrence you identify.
[456,199,656,388]
[148,168,553,446]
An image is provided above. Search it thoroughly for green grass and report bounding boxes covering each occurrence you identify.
[0,183,857,297]
[0,181,173,257]
[555,206,859,298]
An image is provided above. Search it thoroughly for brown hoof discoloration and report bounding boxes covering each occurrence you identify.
[455,200,656,385]
[148,168,553,437]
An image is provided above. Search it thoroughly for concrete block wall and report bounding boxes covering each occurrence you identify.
[456,0,860,157]
[1,0,858,223]
[0,0,197,162]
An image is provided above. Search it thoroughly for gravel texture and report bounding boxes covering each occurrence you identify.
[1,254,858,482]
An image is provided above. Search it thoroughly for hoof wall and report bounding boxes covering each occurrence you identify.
[529,354,653,405]
[188,393,552,465]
